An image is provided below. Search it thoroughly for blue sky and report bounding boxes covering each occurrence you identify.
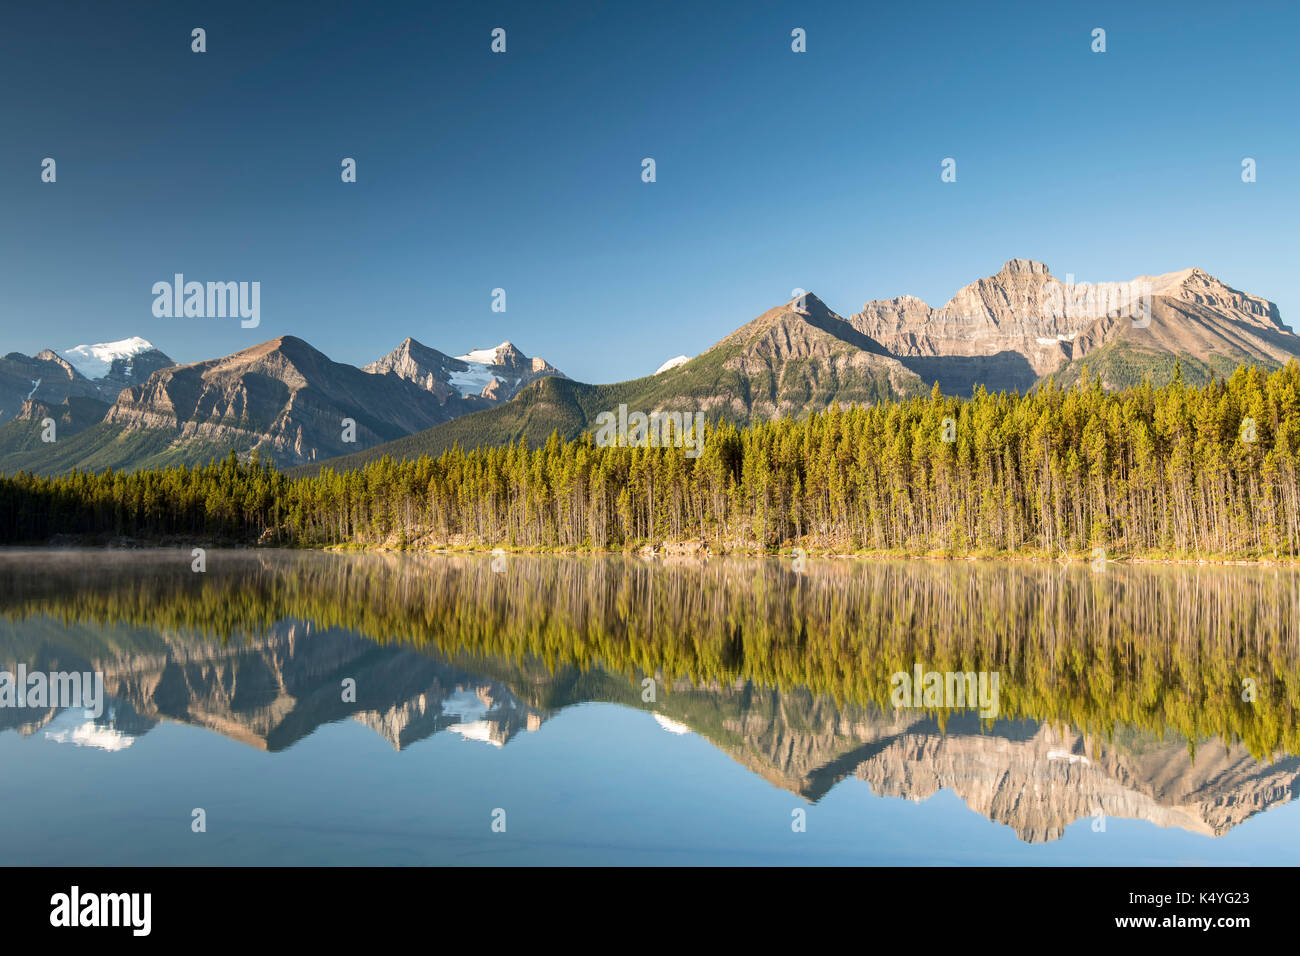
[1,0,1297,383]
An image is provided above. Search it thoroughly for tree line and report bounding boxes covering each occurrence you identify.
[3,551,1296,758]
[2,362,1300,559]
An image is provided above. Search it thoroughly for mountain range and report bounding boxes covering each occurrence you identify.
[5,614,1294,844]
[1,337,173,421]
[0,334,565,474]
[1,259,1294,476]
[306,259,1300,473]
[849,258,1293,392]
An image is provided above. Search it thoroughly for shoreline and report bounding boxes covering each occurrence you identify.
[2,537,1298,568]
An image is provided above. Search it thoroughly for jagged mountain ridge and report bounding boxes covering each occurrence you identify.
[1,259,1291,476]
[305,261,1293,473]
[363,337,565,403]
[299,292,929,471]
[610,679,1300,844]
[98,335,484,466]
[59,337,174,390]
[1,618,544,752]
[850,259,1295,391]
[4,616,1292,844]
[0,334,566,475]
[0,339,174,424]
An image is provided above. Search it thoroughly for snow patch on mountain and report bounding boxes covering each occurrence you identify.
[450,341,519,397]
[441,687,509,747]
[44,711,135,752]
[445,720,506,747]
[653,713,693,735]
[447,364,502,397]
[440,688,489,720]
[60,337,155,380]
[457,341,514,366]
[655,355,690,375]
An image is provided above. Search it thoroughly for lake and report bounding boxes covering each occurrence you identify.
[1,548,1298,865]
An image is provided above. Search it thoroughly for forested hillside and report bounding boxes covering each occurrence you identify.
[3,362,1299,559]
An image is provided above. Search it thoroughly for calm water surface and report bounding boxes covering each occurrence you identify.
[1,548,1298,865]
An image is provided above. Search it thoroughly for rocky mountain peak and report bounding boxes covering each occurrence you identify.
[0,340,173,424]
[457,341,514,365]
[365,336,565,405]
[98,336,463,465]
[787,290,828,311]
[847,258,1292,391]
[32,350,81,378]
[999,258,1051,276]
[59,336,167,382]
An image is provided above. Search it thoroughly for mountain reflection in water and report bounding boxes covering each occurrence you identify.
[1,549,1298,854]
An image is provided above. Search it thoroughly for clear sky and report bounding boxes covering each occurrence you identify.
[2,0,1296,384]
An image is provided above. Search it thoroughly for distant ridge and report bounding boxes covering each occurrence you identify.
[2,259,1294,477]
[364,337,564,403]
[293,291,927,473]
[298,260,1297,474]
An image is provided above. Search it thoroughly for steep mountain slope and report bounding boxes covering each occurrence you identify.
[453,340,565,400]
[1,350,96,423]
[0,335,565,475]
[11,395,112,438]
[363,337,564,403]
[307,261,1294,477]
[3,260,1288,476]
[59,337,174,392]
[0,336,488,474]
[102,335,474,464]
[851,259,1296,391]
[0,339,174,424]
[851,258,1075,391]
[297,293,926,472]
[1046,267,1298,388]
